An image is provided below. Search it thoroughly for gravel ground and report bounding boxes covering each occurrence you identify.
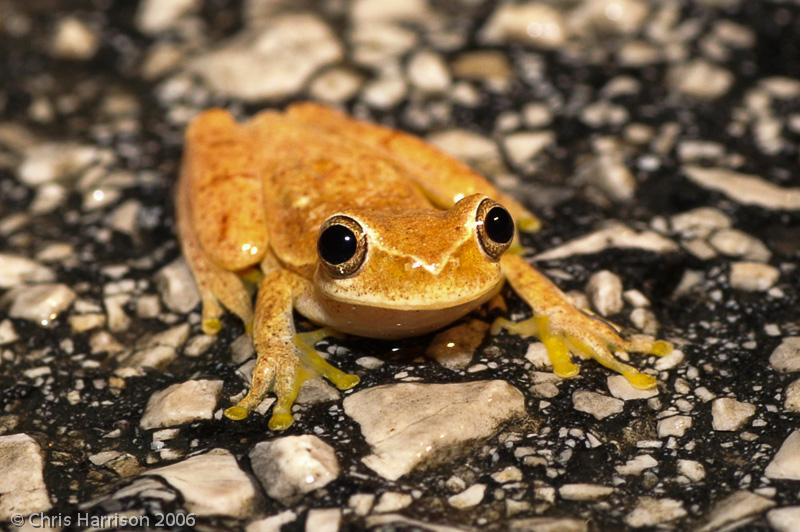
[1,0,800,530]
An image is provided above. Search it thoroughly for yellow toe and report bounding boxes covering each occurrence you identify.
[268,410,294,431]
[652,340,672,356]
[224,405,249,421]
[202,318,222,335]
[624,371,658,390]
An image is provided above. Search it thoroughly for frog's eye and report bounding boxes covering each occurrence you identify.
[317,215,368,277]
[476,198,515,260]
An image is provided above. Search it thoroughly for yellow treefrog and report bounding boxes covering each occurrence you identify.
[176,102,671,430]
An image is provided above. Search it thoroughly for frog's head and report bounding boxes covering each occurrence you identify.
[311,194,516,338]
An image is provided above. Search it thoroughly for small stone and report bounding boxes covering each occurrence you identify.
[373,491,413,513]
[684,166,800,210]
[144,448,261,517]
[452,51,512,84]
[362,76,407,109]
[491,466,523,483]
[502,131,554,167]
[607,375,657,400]
[305,508,340,532]
[297,378,340,405]
[480,3,567,49]
[134,295,160,319]
[0,433,51,519]
[535,223,678,261]
[572,390,624,420]
[309,68,363,103]
[231,334,256,363]
[136,0,198,34]
[140,379,223,429]
[657,415,692,438]
[7,283,76,326]
[570,0,649,35]
[765,430,800,480]
[0,254,54,288]
[69,313,106,333]
[189,15,342,102]
[0,320,18,346]
[670,207,731,238]
[771,337,800,372]
[17,142,97,186]
[344,380,525,480]
[655,349,685,371]
[670,60,733,99]
[348,493,374,516]
[585,270,624,317]
[407,50,450,93]
[247,511,297,532]
[155,258,200,314]
[616,454,658,476]
[625,497,686,528]
[184,334,216,357]
[509,517,587,532]
[729,262,779,292]
[117,323,190,373]
[559,483,614,501]
[351,0,429,22]
[351,23,416,68]
[768,507,800,532]
[678,459,706,482]
[107,199,141,235]
[426,319,488,370]
[448,484,486,509]
[427,130,502,177]
[708,229,771,262]
[249,435,340,504]
[51,17,98,60]
[711,397,756,431]
[697,491,775,532]
[784,379,800,412]
[104,294,130,332]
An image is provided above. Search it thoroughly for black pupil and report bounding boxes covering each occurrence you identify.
[485,207,514,243]
[318,224,358,265]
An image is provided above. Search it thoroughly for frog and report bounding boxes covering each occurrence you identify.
[176,102,671,430]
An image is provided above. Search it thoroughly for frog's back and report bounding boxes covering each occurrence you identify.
[246,110,432,269]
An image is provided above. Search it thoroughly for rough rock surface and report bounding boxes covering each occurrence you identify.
[0,434,51,519]
[249,435,340,504]
[144,448,262,517]
[140,379,223,429]
[343,380,525,480]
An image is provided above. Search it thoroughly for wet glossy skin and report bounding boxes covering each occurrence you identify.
[177,102,671,430]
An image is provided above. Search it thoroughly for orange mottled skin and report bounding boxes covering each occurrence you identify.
[177,102,671,430]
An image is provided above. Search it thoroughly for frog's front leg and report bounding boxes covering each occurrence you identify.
[223,268,359,430]
[496,254,672,389]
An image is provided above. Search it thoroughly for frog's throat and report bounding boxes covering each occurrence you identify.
[315,277,504,311]
[297,281,503,340]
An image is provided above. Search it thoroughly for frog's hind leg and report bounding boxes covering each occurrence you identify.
[495,254,673,390]
[285,102,540,231]
[176,170,253,334]
[177,109,270,333]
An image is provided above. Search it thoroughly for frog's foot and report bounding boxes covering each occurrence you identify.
[492,313,671,390]
[517,214,541,233]
[224,328,359,431]
[201,296,224,335]
[293,329,360,391]
[223,348,305,430]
